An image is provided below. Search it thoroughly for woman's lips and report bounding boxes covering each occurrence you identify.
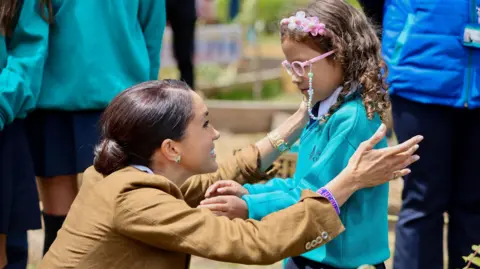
[210,148,216,158]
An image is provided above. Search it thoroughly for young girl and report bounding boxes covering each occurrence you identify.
[0,0,49,267]
[25,0,166,255]
[202,0,392,268]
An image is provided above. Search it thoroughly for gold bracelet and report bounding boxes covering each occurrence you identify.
[267,131,290,153]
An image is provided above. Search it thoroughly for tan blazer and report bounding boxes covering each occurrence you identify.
[39,145,344,269]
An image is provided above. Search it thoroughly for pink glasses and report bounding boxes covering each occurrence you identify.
[282,50,335,77]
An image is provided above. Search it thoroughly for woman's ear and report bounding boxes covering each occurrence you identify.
[160,139,182,163]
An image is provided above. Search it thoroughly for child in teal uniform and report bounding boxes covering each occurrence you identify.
[203,1,392,268]
[0,0,49,267]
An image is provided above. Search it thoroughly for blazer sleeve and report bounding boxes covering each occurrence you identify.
[180,144,278,208]
[113,188,344,265]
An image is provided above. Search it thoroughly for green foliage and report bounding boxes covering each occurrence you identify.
[215,0,361,24]
[209,79,282,100]
[216,0,309,24]
[462,245,480,269]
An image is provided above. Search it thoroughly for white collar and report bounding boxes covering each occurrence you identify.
[317,86,343,118]
[316,83,359,118]
[131,165,154,174]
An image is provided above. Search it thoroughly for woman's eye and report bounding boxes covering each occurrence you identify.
[203,120,210,128]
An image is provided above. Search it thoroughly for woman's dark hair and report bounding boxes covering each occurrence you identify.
[0,0,53,37]
[94,79,194,176]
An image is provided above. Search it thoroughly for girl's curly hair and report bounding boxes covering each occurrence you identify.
[280,0,390,122]
[1,0,53,37]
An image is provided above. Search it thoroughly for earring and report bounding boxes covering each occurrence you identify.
[174,155,181,164]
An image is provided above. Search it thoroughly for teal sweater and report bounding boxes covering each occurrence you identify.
[242,97,390,268]
[37,0,166,110]
[0,0,49,130]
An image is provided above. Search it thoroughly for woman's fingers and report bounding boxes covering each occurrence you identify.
[200,196,228,205]
[395,144,420,159]
[398,154,420,170]
[361,124,387,151]
[390,168,411,180]
[387,152,420,175]
[383,135,424,156]
[198,196,229,211]
[197,203,229,212]
[210,211,230,217]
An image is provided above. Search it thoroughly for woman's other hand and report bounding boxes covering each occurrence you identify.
[198,195,249,220]
[346,123,423,190]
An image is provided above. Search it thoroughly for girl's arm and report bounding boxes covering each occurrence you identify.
[243,106,387,220]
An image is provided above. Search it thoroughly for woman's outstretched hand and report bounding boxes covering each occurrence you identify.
[345,123,423,190]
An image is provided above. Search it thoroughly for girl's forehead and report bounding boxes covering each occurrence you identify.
[282,38,320,59]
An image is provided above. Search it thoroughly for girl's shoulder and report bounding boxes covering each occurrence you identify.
[326,96,364,126]
[325,97,384,145]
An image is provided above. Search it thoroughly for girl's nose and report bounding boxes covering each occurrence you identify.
[292,73,303,84]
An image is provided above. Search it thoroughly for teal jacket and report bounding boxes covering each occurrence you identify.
[0,0,49,130]
[242,97,390,268]
[37,0,166,110]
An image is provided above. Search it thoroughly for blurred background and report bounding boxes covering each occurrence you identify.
[23,0,458,268]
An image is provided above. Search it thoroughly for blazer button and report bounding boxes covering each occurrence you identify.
[322,231,329,240]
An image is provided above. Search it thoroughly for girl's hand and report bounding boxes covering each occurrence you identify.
[205,180,249,198]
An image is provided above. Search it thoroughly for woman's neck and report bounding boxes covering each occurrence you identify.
[151,163,192,187]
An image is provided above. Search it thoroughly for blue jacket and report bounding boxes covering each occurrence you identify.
[382,0,480,108]
[0,0,49,130]
[37,0,166,111]
[242,97,390,268]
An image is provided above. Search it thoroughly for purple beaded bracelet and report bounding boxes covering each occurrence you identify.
[316,187,341,215]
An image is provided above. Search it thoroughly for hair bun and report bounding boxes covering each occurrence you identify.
[93,139,128,175]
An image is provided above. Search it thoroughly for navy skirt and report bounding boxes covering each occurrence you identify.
[26,110,103,178]
[0,120,42,233]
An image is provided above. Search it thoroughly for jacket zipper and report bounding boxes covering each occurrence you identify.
[465,0,476,108]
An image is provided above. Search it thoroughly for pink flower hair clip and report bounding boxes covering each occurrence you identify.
[280,11,326,36]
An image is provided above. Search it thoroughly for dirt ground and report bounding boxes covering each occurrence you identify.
[26,131,406,269]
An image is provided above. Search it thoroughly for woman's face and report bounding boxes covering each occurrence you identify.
[175,91,220,175]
